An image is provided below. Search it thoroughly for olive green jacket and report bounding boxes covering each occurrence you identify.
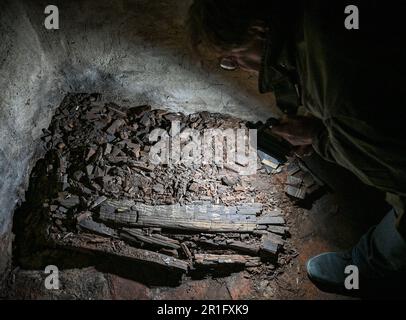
[260,1,406,210]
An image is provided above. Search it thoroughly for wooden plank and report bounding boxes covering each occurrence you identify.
[98,201,261,233]
[267,225,289,236]
[260,236,279,256]
[285,185,306,199]
[180,243,193,259]
[120,228,180,250]
[286,175,303,186]
[226,240,260,255]
[236,203,263,215]
[135,218,257,233]
[286,161,301,176]
[78,218,118,238]
[196,239,259,256]
[90,196,107,209]
[262,232,286,246]
[52,232,189,273]
[99,202,138,225]
[257,215,285,225]
[263,209,283,216]
[194,254,261,267]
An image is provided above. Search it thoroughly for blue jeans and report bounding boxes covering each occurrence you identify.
[352,208,406,281]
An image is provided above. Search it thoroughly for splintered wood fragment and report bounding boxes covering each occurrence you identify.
[306,183,320,195]
[196,239,259,256]
[127,105,152,117]
[227,240,260,255]
[99,203,138,225]
[257,150,280,172]
[267,225,289,236]
[129,161,155,172]
[76,211,92,223]
[255,224,267,231]
[260,235,279,256]
[78,218,118,238]
[223,163,243,174]
[105,105,126,117]
[257,215,285,225]
[53,233,189,273]
[236,203,263,215]
[58,194,80,208]
[181,243,192,259]
[91,196,107,209]
[286,161,301,176]
[297,160,325,187]
[85,147,97,161]
[263,209,283,216]
[152,233,181,245]
[86,165,94,176]
[285,185,306,199]
[262,159,279,169]
[194,254,261,267]
[303,172,315,188]
[98,201,261,233]
[106,119,125,134]
[120,228,180,250]
[286,175,303,186]
[262,232,286,246]
[104,143,113,155]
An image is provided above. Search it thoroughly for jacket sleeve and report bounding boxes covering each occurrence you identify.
[312,126,336,163]
[311,115,406,197]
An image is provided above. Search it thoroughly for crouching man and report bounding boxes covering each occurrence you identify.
[188,0,406,296]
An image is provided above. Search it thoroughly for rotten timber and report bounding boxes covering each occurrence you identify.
[194,254,261,267]
[99,201,262,233]
[197,239,260,256]
[78,218,118,238]
[52,232,189,273]
[120,228,181,250]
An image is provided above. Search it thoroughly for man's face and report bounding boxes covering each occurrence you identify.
[217,32,264,74]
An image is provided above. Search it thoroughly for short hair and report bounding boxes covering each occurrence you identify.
[187,0,271,52]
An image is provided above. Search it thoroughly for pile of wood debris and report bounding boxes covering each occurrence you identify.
[13,93,318,281]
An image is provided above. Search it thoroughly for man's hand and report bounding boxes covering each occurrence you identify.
[272,116,323,146]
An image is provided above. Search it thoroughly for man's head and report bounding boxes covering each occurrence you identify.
[188,0,271,73]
